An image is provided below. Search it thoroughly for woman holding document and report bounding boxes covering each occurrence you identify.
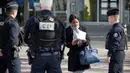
[65,14,91,73]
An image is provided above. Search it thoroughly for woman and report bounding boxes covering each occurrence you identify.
[65,14,91,73]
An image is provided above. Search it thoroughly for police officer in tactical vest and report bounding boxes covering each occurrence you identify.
[0,1,21,73]
[24,0,65,73]
[105,9,125,73]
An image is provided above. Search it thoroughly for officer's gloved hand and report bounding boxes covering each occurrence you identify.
[12,45,19,58]
[12,45,19,51]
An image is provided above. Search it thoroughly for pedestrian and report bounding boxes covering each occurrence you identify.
[105,9,125,73]
[0,1,21,73]
[65,14,91,73]
[24,0,65,73]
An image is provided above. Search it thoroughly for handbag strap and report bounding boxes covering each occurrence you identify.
[88,41,92,49]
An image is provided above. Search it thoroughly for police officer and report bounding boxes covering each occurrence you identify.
[105,9,125,73]
[24,0,65,73]
[0,1,21,73]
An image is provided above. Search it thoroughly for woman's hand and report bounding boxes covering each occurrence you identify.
[81,40,87,43]
[72,40,79,45]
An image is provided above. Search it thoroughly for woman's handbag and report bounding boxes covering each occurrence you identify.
[79,42,100,65]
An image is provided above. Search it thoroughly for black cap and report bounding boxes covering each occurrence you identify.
[6,1,18,10]
[107,9,119,16]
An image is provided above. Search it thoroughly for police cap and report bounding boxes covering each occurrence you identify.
[6,1,18,10]
[107,9,119,16]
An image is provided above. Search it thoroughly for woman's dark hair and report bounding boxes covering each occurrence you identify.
[69,14,79,23]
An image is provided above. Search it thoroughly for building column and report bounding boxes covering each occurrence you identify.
[66,0,70,22]
[119,0,124,23]
[24,0,29,25]
[53,1,56,16]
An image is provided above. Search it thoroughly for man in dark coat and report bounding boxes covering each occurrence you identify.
[105,9,125,73]
[65,14,90,73]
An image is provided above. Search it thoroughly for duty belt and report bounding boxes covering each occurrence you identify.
[37,51,59,56]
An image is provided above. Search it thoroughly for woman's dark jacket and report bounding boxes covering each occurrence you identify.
[65,25,91,71]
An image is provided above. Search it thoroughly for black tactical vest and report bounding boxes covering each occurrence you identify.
[34,15,59,48]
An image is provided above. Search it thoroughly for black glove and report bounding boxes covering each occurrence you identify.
[12,45,19,58]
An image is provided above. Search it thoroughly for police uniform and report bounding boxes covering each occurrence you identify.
[105,9,125,73]
[0,1,21,73]
[24,6,65,73]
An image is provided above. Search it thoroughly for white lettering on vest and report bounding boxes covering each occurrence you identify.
[39,22,55,30]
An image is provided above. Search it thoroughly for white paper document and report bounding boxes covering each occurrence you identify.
[73,29,86,41]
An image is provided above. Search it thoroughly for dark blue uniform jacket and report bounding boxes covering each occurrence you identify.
[2,15,20,55]
[105,23,125,57]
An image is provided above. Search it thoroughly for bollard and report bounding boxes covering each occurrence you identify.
[124,24,128,50]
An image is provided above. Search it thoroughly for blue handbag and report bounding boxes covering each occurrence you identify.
[79,42,100,65]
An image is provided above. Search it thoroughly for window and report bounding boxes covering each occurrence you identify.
[81,0,97,21]
[54,0,67,11]
[99,0,119,21]
[125,0,130,22]
[78,0,119,22]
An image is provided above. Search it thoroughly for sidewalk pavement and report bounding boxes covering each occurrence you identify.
[19,41,130,73]
[61,58,130,73]
[19,41,130,61]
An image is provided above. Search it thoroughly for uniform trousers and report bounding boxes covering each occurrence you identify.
[108,51,125,73]
[0,56,21,73]
[31,52,62,73]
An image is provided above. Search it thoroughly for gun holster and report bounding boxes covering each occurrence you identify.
[60,51,64,60]
[26,49,35,65]
[60,43,66,61]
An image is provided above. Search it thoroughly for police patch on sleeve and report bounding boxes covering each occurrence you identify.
[113,33,118,38]
[39,22,55,31]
